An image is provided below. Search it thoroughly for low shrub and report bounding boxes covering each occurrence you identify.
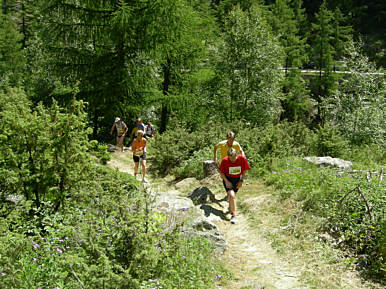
[264,156,385,279]
[0,165,225,288]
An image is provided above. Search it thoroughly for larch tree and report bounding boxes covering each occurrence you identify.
[322,40,385,145]
[213,5,284,124]
[39,0,160,139]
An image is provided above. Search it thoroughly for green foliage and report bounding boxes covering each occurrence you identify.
[88,140,111,165]
[150,121,316,178]
[264,156,385,278]
[0,164,224,288]
[0,11,25,86]
[314,123,349,158]
[148,125,223,177]
[212,5,284,124]
[237,121,316,174]
[0,87,92,212]
[171,146,213,180]
[323,40,386,145]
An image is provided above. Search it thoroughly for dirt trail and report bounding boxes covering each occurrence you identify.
[107,150,378,289]
[107,149,309,288]
[216,213,306,289]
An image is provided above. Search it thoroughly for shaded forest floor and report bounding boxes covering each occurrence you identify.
[107,149,382,289]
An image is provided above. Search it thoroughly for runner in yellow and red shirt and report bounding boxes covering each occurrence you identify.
[219,148,250,224]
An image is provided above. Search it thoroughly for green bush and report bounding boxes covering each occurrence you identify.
[148,125,223,177]
[264,156,385,278]
[0,87,92,213]
[0,165,225,288]
[314,123,349,158]
[0,89,225,288]
[89,140,111,164]
[150,121,316,178]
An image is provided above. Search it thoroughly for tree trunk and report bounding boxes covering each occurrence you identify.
[203,160,218,178]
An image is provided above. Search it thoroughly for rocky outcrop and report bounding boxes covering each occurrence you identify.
[151,184,228,254]
[304,156,352,170]
[188,186,217,205]
[182,216,227,254]
[175,177,199,190]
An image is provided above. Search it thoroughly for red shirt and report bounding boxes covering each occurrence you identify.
[219,155,250,178]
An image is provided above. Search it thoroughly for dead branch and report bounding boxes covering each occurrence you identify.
[339,183,360,203]
[68,264,85,289]
[357,188,374,221]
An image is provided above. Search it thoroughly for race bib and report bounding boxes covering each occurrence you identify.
[228,166,241,175]
[136,149,143,156]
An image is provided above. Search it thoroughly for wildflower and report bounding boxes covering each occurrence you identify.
[1,272,5,276]
[33,243,40,249]
[65,246,70,249]
[56,248,63,254]
[33,258,37,262]
[215,274,222,279]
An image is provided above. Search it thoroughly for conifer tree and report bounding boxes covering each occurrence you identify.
[310,0,337,125]
[147,0,211,133]
[331,7,352,71]
[0,10,25,86]
[267,0,311,122]
[39,0,161,139]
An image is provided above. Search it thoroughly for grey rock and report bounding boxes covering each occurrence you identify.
[304,156,352,170]
[182,216,227,254]
[175,177,199,190]
[153,193,194,212]
[188,186,216,205]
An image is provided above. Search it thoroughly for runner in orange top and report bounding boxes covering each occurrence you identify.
[132,130,147,182]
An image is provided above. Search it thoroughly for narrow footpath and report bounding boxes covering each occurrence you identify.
[107,149,379,289]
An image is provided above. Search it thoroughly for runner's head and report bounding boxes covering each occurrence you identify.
[227,148,237,162]
[115,117,120,123]
[137,130,144,138]
[226,131,235,146]
[136,118,142,124]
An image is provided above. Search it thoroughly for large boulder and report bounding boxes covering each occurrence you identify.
[304,156,352,170]
[188,186,216,205]
[153,191,195,212]
[182,216,227,254]
[175,177,199,190]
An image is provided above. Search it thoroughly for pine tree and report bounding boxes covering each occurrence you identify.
[331,7,352,71]
[0,10,25,86]
[310,1,338,125]
[267,0,311,122]
[147,0,211,133]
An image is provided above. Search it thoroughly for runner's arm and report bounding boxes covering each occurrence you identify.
[123,122,128,135]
